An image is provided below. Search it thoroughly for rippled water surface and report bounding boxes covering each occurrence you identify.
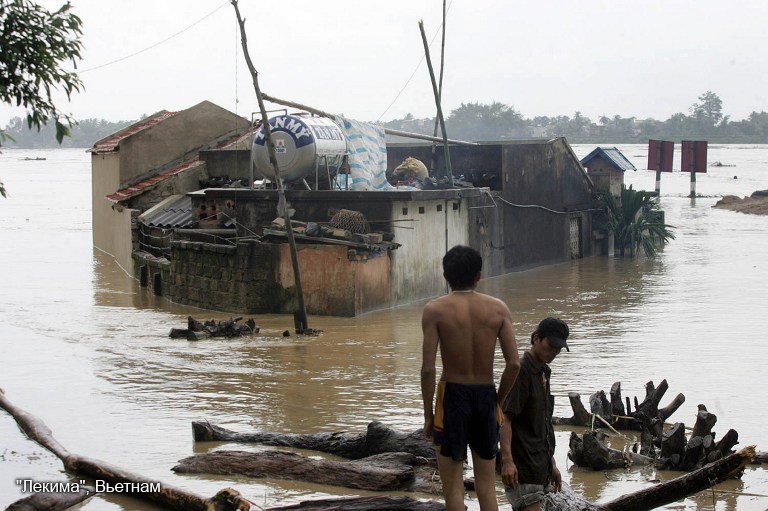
[1,145,767,510]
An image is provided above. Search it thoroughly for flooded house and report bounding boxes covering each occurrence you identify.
[90,100,610,317]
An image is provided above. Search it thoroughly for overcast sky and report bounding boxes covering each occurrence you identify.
[2,0,767,127]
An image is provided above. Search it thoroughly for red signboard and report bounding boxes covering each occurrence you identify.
[681,140,708,173]
[647,140,674,172]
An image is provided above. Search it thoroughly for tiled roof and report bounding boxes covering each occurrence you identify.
[580,147,637,172]
[106,159,202,203]
[88,111,177,154]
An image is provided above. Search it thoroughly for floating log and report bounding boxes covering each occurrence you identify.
[599,446,756,511]
[0,387,251,511]
[173,450,441,494]
[6,487,95,511]
[192,420,435,459]
[266,496,445,510]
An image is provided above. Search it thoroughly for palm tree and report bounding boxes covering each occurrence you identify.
[595,185,676,257]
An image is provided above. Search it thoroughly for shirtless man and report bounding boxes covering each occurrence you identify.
[421,245,521,511]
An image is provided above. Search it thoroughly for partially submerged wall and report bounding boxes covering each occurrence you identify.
[152,240,392,316]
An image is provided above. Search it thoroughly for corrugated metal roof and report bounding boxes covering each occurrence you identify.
[88,110,176,154]
[143,195,195,228]
[580,147,637,172]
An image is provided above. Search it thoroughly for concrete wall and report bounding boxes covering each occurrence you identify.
[276,244,390,316]
[117,101,250,187]
[501,138,593,270]
[91,152,137,272]
[389,138,594,273]
[91,152,120,248]
[200,149,251,180]
[387,144,503,188]
[193,188,483,312]
[389,197,469,305]
[159,239,391,316]
[584,156,624,197]
[97,204,139,274]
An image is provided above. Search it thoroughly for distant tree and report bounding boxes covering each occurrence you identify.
[445,101,527,141]
[0,0,85,196]
[545,112,593,142]
[739,111,768,140]
[690,91,724,128]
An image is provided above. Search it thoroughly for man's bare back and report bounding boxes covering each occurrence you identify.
[422,290,516,386]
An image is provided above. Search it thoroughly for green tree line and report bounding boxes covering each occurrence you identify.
[3,91,768,149]
[1,116,135,148]
[382,91,768,144]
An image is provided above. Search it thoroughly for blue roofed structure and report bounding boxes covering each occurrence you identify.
[580,147,636,198]
[580,147,637,172]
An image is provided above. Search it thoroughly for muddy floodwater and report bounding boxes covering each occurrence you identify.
[1,145,767,510]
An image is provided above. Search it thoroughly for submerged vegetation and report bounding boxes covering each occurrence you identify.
[594,185,676,258]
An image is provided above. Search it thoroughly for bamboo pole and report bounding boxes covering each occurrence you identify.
[231,0,308,332]
[430,0,447,172]
[418,20,453,186]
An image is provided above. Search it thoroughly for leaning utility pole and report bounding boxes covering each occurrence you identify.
[231,0,308,332]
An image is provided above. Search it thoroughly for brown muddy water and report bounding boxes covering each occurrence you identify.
[1,145,767,510]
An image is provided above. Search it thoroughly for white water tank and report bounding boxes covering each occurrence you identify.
[251,114,347,182]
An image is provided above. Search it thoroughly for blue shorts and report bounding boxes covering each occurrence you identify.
[432,381,501,461]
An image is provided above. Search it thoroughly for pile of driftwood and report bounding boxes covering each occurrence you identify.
[188,419,759,511]
[185,421,440,494]
[556,380,741,473]
[169,316,259,341]
[1,385,761,511]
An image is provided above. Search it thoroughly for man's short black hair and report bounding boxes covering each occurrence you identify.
[443,245,482,290]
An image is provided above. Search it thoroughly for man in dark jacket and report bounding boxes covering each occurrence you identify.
[500,317,569,510]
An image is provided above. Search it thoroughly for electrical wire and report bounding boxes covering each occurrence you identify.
[377,1,454,122]
[498,196,602,215]
[78,2,230,74]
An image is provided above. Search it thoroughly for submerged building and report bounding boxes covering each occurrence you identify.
[90,101,610,316]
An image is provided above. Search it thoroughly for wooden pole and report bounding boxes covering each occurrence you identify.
[231,0,308,332]
[418,20,453,186]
